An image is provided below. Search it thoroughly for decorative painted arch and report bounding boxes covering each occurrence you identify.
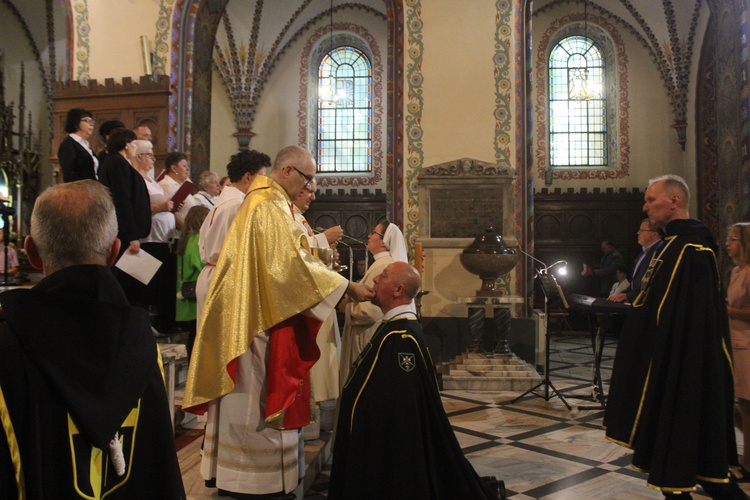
[167,0,404,225]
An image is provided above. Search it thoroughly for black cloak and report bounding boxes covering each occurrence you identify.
[603,219,737,493]
[329,315,494,500]
[0,265,185,498]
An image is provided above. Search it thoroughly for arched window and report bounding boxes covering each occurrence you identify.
[317,46,372,173]
[549,36,606,167]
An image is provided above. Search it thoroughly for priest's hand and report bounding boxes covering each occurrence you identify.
[608,292,627,302]
[324,225,344,245]
[347,281,375,302]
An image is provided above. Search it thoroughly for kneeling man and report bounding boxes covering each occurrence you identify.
[330,262,498,499]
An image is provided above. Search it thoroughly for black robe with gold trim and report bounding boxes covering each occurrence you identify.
[329,315,494,500]
[0,265,185,499]
[604,219,736,493]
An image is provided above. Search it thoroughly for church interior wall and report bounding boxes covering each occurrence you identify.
[418,1,500,167]
[0,1,741,346]
[531,1,686,194]
[85,1,162,82]
[209,4,389,194]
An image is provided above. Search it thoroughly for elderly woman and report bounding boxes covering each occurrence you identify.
[131,140,182,334]
[58,108,99,182]
[194,171,221,208]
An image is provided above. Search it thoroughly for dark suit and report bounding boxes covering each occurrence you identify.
[98,153,151,248]
[58,135,98,182]
[625,240,663,303]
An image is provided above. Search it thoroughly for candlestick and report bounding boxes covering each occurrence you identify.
[414,241,423,275]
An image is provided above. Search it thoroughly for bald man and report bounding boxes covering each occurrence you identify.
[330,262,498,499]
[604,175,744,498]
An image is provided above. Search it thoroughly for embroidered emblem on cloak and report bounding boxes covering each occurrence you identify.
[399,352,415,372]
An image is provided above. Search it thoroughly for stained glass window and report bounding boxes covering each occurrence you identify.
[549,36,607,167]
[317,46,372,173]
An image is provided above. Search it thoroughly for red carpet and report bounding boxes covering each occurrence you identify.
[174,428,203,451]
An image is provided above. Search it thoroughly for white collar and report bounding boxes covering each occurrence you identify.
[373,251,389,260]
[383,303,417,321]
[69,133,91,150]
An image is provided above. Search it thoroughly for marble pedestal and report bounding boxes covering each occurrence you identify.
[458,295,524,354]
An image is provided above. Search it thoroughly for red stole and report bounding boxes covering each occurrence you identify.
[265,314,322,429]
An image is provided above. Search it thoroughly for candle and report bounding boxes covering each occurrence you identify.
[414,241,423,275]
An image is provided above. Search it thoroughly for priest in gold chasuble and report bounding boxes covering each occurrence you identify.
[183,146,373,497]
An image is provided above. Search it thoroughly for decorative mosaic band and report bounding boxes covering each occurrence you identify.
[403,0,424,249]
[72,0,90,84]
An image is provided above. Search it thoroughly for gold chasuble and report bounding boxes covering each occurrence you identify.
[183,176,345,426]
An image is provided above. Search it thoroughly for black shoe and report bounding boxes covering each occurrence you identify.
[735,465,750,483]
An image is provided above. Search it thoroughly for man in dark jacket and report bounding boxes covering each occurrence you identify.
[604,175,745,499]
[330,261,498,500]
[0,180,184,498]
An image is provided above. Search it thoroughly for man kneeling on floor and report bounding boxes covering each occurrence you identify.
[329,261,503,500]
[0,180,185,498]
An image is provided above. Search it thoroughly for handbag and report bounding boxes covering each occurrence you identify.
[178,259,197,301]
[180,280,197,301]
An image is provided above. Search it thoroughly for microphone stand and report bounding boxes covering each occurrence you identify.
[512,248,571,409]
[315,228,367,280]
[341,233,367,276]
[334,238,354,282]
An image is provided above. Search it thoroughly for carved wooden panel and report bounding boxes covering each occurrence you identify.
[534,187,645,298]
[304,188,387,281]
[52,76,171,183]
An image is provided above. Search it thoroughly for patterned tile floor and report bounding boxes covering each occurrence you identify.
[180,332,746,499]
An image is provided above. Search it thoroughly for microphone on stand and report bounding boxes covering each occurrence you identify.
[516,247,567,276]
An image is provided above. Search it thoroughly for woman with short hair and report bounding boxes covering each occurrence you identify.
[57,108,99,182]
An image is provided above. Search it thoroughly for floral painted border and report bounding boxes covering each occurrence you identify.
[494,0,513,169]
[71,0,90,84]
[297,22,384,188]
[535,13,630,181]
[403,0,424,247]
[153,0,175,76]
[513,0,527,302]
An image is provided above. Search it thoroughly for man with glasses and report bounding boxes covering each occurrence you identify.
[184,145,373,499]
[608,219,663,303]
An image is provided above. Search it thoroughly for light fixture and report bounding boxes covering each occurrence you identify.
[569,0,592,101]
[319,0,345,105]
[517,248,568,276]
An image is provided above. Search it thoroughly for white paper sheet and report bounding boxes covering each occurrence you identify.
[114,248,162,285]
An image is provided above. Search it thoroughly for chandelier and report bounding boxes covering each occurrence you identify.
[569,0,592,101]
[319,0,346,105]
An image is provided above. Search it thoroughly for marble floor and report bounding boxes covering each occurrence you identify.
[178,332,747,499]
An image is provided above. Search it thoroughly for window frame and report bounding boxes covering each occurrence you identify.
[548,35,608,168]
[316,45,373,174]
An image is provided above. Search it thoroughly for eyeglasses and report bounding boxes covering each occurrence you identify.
[291,166,314,187]
[370,229,384,238]
[139,153,156,160]
[80,117,95,124]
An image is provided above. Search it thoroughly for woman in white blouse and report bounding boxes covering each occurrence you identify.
[132,140,181,334]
